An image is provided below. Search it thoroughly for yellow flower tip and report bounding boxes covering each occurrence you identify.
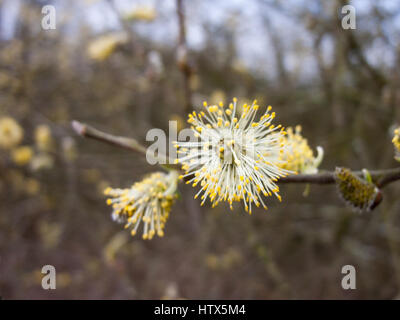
[11,146,33,166]
[203,101,208,107]
[131,230,136,236]
[233,97,237,102]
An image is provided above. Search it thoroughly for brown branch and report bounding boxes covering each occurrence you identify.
[279,172,335,184]
[72,120,400,189]
[376,168,400,188]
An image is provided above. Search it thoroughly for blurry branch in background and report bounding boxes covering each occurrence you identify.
[261,13,289,87]
[105,0,144,55]
[336,0,386,88]
[176,0,201,234]
[71,120,400,189]
[176,0,193,115]
[106,0,133,39]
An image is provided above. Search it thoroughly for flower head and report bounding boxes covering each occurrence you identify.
[174,98,292,213]
[104,171,179,239]
[334,167,381,212]
[279,125,323,174]
[393,127,400,162]
[0,117,23,149]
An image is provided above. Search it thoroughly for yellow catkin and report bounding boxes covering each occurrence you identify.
[104,171,178,239]
[279,126,323,174]
[334,167,380,212]
[0,117,23,149]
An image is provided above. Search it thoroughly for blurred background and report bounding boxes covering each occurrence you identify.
[1,0,400,299]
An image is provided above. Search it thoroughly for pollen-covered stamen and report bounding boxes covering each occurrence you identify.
[104,171,179,239]
[278,125,323,174]
[175,98,293,212]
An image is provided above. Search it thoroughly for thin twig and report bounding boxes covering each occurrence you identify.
[71,120,169,167]
[176,0,193,115]
[106,0,134,41]
[105,0,146,57]
[280,168,400,189]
